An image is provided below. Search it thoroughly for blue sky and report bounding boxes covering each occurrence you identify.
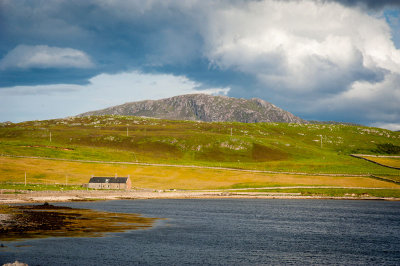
[0,0,399,130]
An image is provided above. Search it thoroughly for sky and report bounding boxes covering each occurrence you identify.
[0,0,400,130]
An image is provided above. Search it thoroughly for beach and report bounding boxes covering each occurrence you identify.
[1,189,399,204]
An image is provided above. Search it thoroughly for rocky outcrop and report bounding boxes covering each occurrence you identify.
[79,94,306,123]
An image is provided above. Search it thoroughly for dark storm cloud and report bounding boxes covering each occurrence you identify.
[0,0,399,128]
[277,0,400,9]
[0,0,208,86]
[326,0,400,9]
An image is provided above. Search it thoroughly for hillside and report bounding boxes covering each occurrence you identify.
[0,115,399,176]
[78,94,306,123]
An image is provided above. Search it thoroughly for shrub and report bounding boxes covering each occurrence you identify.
[374,143,400,154]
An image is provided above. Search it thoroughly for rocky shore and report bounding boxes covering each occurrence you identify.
[0,202,157,242]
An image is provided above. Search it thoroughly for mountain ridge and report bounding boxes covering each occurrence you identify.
[78,94,306,123]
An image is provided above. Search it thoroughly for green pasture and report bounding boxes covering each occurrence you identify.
[0,115,399,176]
[0,183,88,191]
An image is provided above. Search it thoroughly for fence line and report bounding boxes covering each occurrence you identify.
[350,154,400,170]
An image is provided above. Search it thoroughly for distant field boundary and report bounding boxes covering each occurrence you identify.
[369,175,400,185]
[351,154,400,170]
[351,154,400,158]
[1,154,370,178]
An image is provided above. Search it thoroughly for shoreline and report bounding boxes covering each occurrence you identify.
[1,189,399,204]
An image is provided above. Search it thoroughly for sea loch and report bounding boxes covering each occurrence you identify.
[1,199,400,265]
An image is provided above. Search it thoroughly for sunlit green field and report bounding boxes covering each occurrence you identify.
[0,115,399,193]
[1,116,399,173]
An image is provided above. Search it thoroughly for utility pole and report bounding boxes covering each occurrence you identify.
[127,127,129,137]
[49,132,52,142]
[25,172,27,186]
[231,128,233,136]
[66,175,68,186]
[320,135,323,148]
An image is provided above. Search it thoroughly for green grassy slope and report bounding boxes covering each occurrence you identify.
[0,115,399,176]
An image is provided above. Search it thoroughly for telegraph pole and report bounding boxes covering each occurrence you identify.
[127,127,129,137]
[25,172,27,186]
[49,132,52,142]
[320,135,323,148]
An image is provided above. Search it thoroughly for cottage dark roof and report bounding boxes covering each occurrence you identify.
[89,177,129,184]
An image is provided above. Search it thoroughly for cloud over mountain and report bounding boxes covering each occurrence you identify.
[0,71,229,122]
[0,0,399,129]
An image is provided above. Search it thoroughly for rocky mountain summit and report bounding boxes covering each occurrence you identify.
[79,94,306,123]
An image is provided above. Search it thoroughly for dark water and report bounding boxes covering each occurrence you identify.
[1,199,400,265]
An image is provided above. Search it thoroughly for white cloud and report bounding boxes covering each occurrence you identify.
[0,71,230,122]
[189,0,400,127]
[0,45,94,69]
[370,122,400,131]
[1,0,399,128]
[86,71,229,106]
[201,0,400,92]
[316,72,400,124]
